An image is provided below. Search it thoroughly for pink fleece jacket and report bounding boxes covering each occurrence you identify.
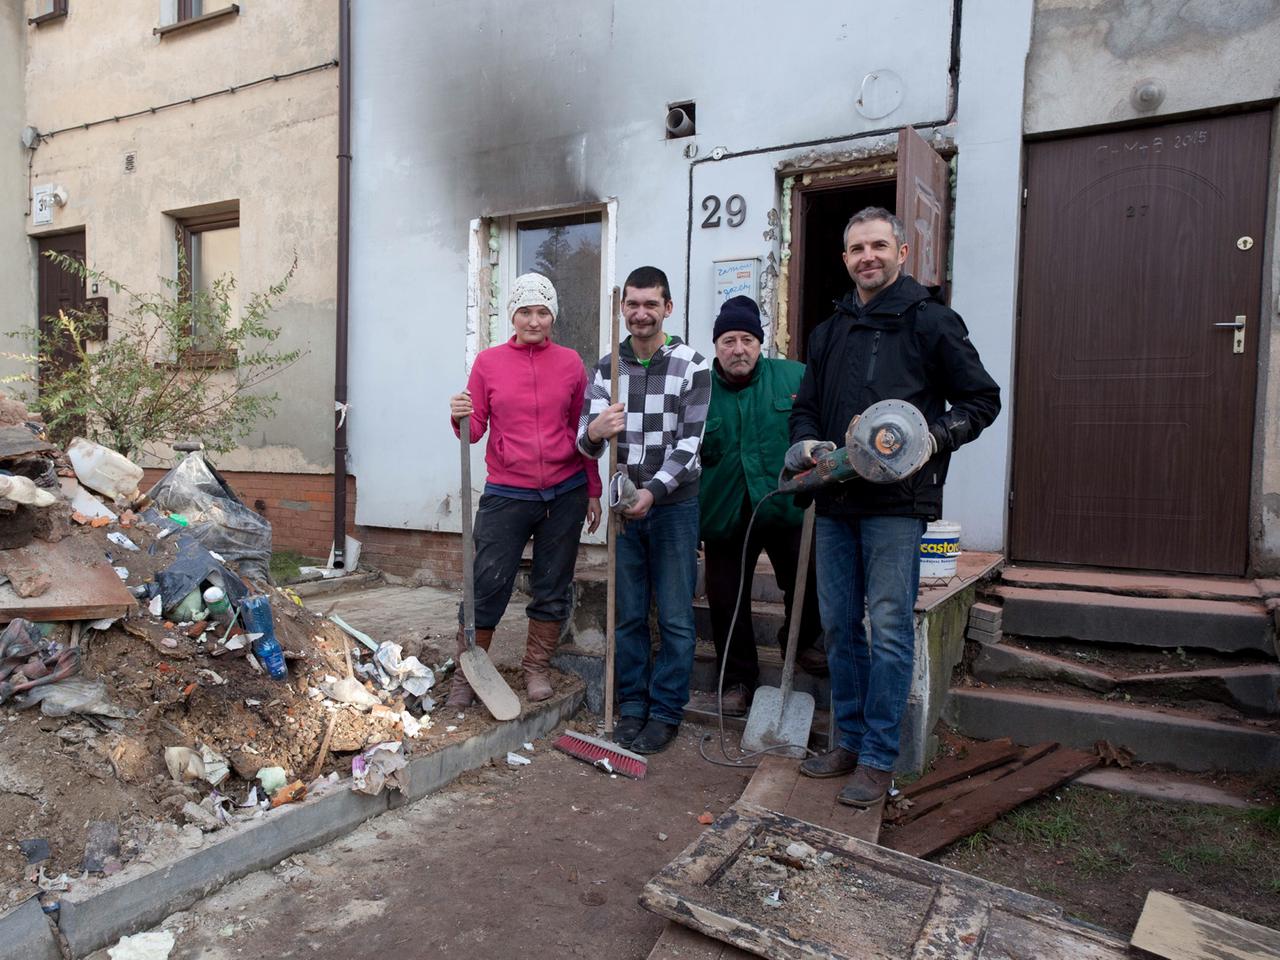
[451,337,602,497]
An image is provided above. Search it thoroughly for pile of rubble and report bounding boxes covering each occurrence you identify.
[0,399,453,912]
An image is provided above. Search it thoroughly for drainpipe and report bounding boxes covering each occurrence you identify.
[332,0,352,569]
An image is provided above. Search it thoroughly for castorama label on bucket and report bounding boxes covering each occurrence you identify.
[919,520,961,578]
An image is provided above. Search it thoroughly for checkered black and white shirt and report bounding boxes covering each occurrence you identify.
[577,335,712,505]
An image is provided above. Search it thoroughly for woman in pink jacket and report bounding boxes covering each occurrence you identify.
[447,273,602,707]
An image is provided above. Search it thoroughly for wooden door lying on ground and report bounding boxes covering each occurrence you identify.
[1010,111,1271,576]
[641,801,1131,960]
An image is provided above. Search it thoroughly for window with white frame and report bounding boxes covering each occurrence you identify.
[504,208,607,372]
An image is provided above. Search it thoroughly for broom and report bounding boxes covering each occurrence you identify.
[554,286,647,780]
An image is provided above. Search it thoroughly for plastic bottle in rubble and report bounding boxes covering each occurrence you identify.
[66,437,144,502]
[239,594,288,681]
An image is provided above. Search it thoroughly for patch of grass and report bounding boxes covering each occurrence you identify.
[1247,805,1280,836]
[269,550,319,584]
[1070,842,1131,879]
[1160,842,1228,875]
[954,830,991,855]
[1006,803,1082,848]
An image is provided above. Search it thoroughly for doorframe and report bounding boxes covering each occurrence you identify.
[1005,106,1276,575]
[777,161,896,360]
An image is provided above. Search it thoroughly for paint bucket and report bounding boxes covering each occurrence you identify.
[919,520,961,580]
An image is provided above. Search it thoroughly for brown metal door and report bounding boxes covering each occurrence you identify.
[1010,112,1271,575]
[36,230,88,380]
[896,125,949,290]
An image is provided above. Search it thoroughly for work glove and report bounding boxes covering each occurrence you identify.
[608,471,638,513]
[784,439,836,473]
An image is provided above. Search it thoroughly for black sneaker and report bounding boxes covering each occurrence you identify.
[613,715,645,749]
[631,719,680,755]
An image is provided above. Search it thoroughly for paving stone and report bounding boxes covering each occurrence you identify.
[996,587,1273,655]
[969,602,1002,624]
[943,687,1280,773]
[972,643,1115,692]
[1001,566,1261,602]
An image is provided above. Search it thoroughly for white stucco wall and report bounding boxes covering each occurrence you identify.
[350,0,972,534]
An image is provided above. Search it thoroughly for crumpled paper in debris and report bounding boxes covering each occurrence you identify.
[373,641,435,697]
[107,929,175,960]
[352,741,407,795]
[164,744,229,786]
[320,675,381,708]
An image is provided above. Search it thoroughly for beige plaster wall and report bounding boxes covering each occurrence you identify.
[22,0,339,471]
[1,5,35,386]
[1024,1,1280,573]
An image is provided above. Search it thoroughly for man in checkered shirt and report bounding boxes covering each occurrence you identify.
[578,266,711,756]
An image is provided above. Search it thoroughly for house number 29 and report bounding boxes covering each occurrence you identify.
[701,194,746,228]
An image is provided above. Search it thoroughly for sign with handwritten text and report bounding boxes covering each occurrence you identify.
[713,258,760,308]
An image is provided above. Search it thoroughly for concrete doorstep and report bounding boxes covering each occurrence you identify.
[0,684,584,960]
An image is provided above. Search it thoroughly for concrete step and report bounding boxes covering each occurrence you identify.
[690,640,831,705]
[994,586,1275,657]
[998,565,1262,602]
[972,643,1280,716]
[693,598,786,649]
[943,686,1280,773]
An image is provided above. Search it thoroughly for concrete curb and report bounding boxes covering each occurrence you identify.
[0,898,61,960]
[5,684,584,958]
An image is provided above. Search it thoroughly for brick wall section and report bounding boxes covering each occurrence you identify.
[140,467,463,583]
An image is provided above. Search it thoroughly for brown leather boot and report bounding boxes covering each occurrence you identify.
[522,619,561,702]
[445,625,495,709]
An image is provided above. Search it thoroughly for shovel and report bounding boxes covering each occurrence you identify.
[740,504,816,758]
[458,416,521,721]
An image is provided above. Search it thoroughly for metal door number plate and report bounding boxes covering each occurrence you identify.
[1237,236,1254,250]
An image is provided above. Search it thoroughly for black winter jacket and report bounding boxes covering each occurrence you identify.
[788,275,1001,521]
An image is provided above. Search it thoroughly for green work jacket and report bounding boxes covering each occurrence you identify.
[699,356,806,542]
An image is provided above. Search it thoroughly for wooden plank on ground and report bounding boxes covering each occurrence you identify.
[898,736,1021,799]
[739,754,798,810]
[648,922,755,960]
[640,801,1130,960]
[887,747,1099,859]
[886,742,1056,826]
[0,535,134,623]
[1130,890,1280,960]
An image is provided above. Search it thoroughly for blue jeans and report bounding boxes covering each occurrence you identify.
[815,515,924,772]
[615,498,700,725]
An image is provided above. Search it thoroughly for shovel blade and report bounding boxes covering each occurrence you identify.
[740,685,815,759]
[459,647,521,721]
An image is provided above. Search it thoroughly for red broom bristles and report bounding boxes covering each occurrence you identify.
[554,730,648,780]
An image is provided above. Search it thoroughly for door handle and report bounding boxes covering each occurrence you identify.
[1214,315,1246,354]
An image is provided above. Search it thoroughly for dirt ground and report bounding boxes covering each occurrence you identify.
[87,722,753,960]
[0,538,574,911]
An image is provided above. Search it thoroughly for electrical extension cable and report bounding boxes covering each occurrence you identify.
[698,487,821,769]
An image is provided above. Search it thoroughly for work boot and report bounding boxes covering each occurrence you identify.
[613,715,645,749]
[631,719,680,755]
[522,618,561,702]
[796,644,829,678]
[445,625,495,709]
[799,746,859,779]
[837,764,894,808]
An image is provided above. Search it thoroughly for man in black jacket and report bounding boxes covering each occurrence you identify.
[788,206,1000,807]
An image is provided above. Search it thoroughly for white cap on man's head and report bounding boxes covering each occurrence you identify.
[508,272,559,321]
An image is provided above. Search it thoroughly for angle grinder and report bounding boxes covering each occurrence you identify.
[778,398,930,493]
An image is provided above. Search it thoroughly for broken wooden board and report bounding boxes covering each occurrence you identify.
[641,801,1131,960]
[886,743,1056,826]
[898,737,1022,799]
[0,535,134,622]
[886,746,1099,859]
[1130,890,1280,960]
[648,756,883,960]
[0,425,56,460]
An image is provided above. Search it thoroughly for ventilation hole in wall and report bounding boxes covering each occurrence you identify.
[665,101,695,140]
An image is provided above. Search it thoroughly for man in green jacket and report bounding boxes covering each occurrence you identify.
[697,296,824,717]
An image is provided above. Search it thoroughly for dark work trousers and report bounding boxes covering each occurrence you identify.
[702,521,822,691]
[462,487,588,630]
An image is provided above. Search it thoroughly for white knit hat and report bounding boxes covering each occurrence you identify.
[508,272,559,320]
